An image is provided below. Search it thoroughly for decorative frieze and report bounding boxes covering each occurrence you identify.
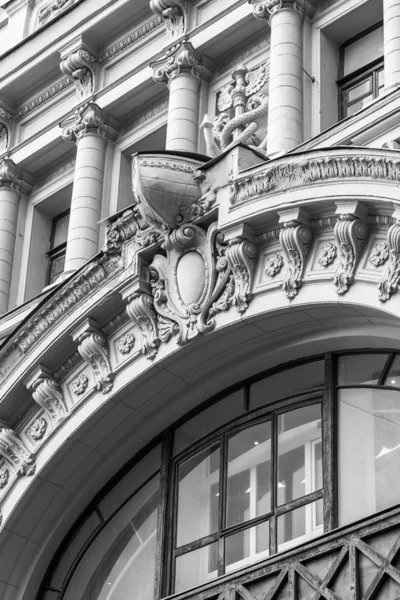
[232,154,400,206]
[150,0,186,41]
[123,100,168,135]
[0,423,35,476]
[99,16,163,64]
[26,366,68,424]
[62,102,109,142]
[379,220,400,301]
[38,0,78,26]
[72,319,114,394]
[102,311,130,336]
[0,108,12,154]
[16,78,73,121]
[60,49,97,100]
[37,159,76,189]
[333,204,368,295]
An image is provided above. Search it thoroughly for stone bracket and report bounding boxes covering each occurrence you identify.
[25,365,68,424]
[72,318,114,393]
[0,423,36,476]
[379,217,400,302]
[333,201,368,295]
[278,207,312,299]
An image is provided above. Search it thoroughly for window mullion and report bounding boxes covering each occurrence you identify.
[270,412,278,555]
[322,353,337,531]
[218,433,227,575]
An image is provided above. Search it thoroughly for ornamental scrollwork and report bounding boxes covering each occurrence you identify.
[71,373,89,396]
[318,242,337,267]
[27,367,68,424]
[265,253,284,277]
[202,63,268,157]
[61,102,109,143]
[126,292,163,360]
[370,242,389,267]
[379,221,400,302]
[150,0,186,41]
[0,107,12,154]
[60,49,97,100]
[28,417,48,441]
[0,423,36,476]
[0,467,9,489]
[116,333,135,355]
[279,222,312,299]
[74,320,114,394]
[333,215,368,295]
[0,157,22,192]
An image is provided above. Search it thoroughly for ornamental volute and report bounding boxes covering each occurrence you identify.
[0,157,22,192]
[61,102,109,143]
[152,40,212,85]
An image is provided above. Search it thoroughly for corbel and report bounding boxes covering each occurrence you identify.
[150,0,186,42]
[333,200,368,295]
[0,422,36,476]
[72,318,114,393]
[0,106,13,156]
[278,207,312,299]
[60,37,97,101]
[222,224,258,313]
[25,365,68,425]
[378,207,400,301]
[121,275,162,360]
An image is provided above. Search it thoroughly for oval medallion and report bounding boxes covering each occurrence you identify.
[176,252,206,306]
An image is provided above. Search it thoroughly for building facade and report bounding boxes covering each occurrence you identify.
[1,0,400,598]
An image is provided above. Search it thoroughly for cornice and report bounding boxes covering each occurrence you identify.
[122,99,168,136]
[16,77,73,121]
[98,15,163,64]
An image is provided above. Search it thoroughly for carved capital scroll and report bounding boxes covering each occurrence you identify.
[61,102,109,143]
[333,214,368,295]
[225,238,258,313]
[0,423,35,476]
[72,319,114,393]
[249,0,304,19]
[279,221,312,299]
[0,157,22,192]
[378,220,400,301]
[60,48,96,100]
[152,41,208,85]
[26,366,68,424]
[150,0,186,41]
[126,292,162,359]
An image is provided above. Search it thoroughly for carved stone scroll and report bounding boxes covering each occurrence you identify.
[26,366,68,425]
[150,0,186,41]
[0,107,12,155]
[0,157,22,192]
[333,214,368,295]
[72,319,114,393]
[279,222,312,299]
[152,40,208,84]
[60,49,96,100]
[125,292,162,360]
[0,423,35,476]
[379,220,400,301]
[61,102,109,143]
[225,238,258,313]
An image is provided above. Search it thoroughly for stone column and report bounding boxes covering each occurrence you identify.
[0,158,22,315]
[153,41,211,153]
[61,102,109,274]
[251,0,304,156]
[384,0,400,89]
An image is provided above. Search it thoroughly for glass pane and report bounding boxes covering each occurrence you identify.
[384,355,400,387]
[175,543,218,593]
[49,252,66,284]
[347,78,371,102]
[338,354,388,386]
[52,213,70,248]
[343,26,383,76]
[277,500,323,552]
[174,390,243,455]
[225,522,269,572]
[177,444,220,547]
[227,422,271,528]
[250,361,324,409]
[346,95,373,116]
[64,476,159,600]
[339,388,400,526]
[277,405,322,506]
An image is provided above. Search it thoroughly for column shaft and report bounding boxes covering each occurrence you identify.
[0,187,20,314]
[267,7,303,156]
[384,0,400,88]
[64,133,106,273]
[166,74,200,153]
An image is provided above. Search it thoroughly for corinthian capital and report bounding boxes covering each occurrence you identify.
[61,102,109,143]
[150,0,186,41]
[60,48,97,101]
[152,40,211,85]
[249,0,304,19]
[0,157,22,192]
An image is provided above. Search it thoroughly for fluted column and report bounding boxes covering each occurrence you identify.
[61,102,109,273]
[0,158,22,315]
[153,41,211,153]
[384,0,400,89]
[252,0,304,156]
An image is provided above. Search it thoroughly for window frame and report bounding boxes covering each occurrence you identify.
[46,208,70,285]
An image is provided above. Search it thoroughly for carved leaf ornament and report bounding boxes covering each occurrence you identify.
[333,215,368,295]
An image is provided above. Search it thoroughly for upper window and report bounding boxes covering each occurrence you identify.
[47,210,69,285]
[39,352,400,600]
[338,23,384,119]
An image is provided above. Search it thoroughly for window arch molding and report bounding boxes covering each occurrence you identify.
[38,349,400,600]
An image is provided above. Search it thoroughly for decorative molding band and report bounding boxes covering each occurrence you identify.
[54,350,81,381]
[0,423,35,476]
[256,227,282,244]
[368,214,396,227]
[379,221,400,302]
[217,38,270,76]
[279,221,312,299]
[37,0,79,27]
[122,99,168,135]
[102,311,130,336]
[26,366,68,424]
[232,155,400,206]
[16,78,73,121]
[310,216,338,230]
[99,16,163,64]
[333,215,368,295]
[37,159,76,189]
[72,319,114,393]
